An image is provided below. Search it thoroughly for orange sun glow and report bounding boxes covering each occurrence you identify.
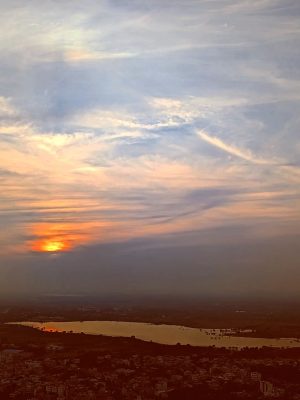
[30,238,70,253]
[41,240,66,252]
[29,221,108,253]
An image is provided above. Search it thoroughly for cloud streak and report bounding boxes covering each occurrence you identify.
[197,130,300,182]
[197,130,272,165]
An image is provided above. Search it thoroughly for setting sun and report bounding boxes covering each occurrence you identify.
[30,237,72,253]
[42,241,65,252]
[29,221,106,253]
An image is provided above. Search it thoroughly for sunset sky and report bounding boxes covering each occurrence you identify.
[0,0,299,296]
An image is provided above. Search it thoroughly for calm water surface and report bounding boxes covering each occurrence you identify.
[11,321,300,349]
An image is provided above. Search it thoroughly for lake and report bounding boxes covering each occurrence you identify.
[10,321,300,349]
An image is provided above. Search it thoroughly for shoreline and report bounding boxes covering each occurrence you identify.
[6,320,300,349]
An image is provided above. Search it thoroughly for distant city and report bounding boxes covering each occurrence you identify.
[1,342,299,399]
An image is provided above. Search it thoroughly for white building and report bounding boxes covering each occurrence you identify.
[260,380,274,397]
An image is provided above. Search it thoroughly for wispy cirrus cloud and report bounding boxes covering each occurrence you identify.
[197,130,272,165]
[197,130,300,183]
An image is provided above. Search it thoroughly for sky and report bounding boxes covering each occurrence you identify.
[0,0,299,297]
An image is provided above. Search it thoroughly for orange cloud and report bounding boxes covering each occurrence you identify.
[30,222,98,253]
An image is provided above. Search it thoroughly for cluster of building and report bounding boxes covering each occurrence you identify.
[0,344,300,399]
